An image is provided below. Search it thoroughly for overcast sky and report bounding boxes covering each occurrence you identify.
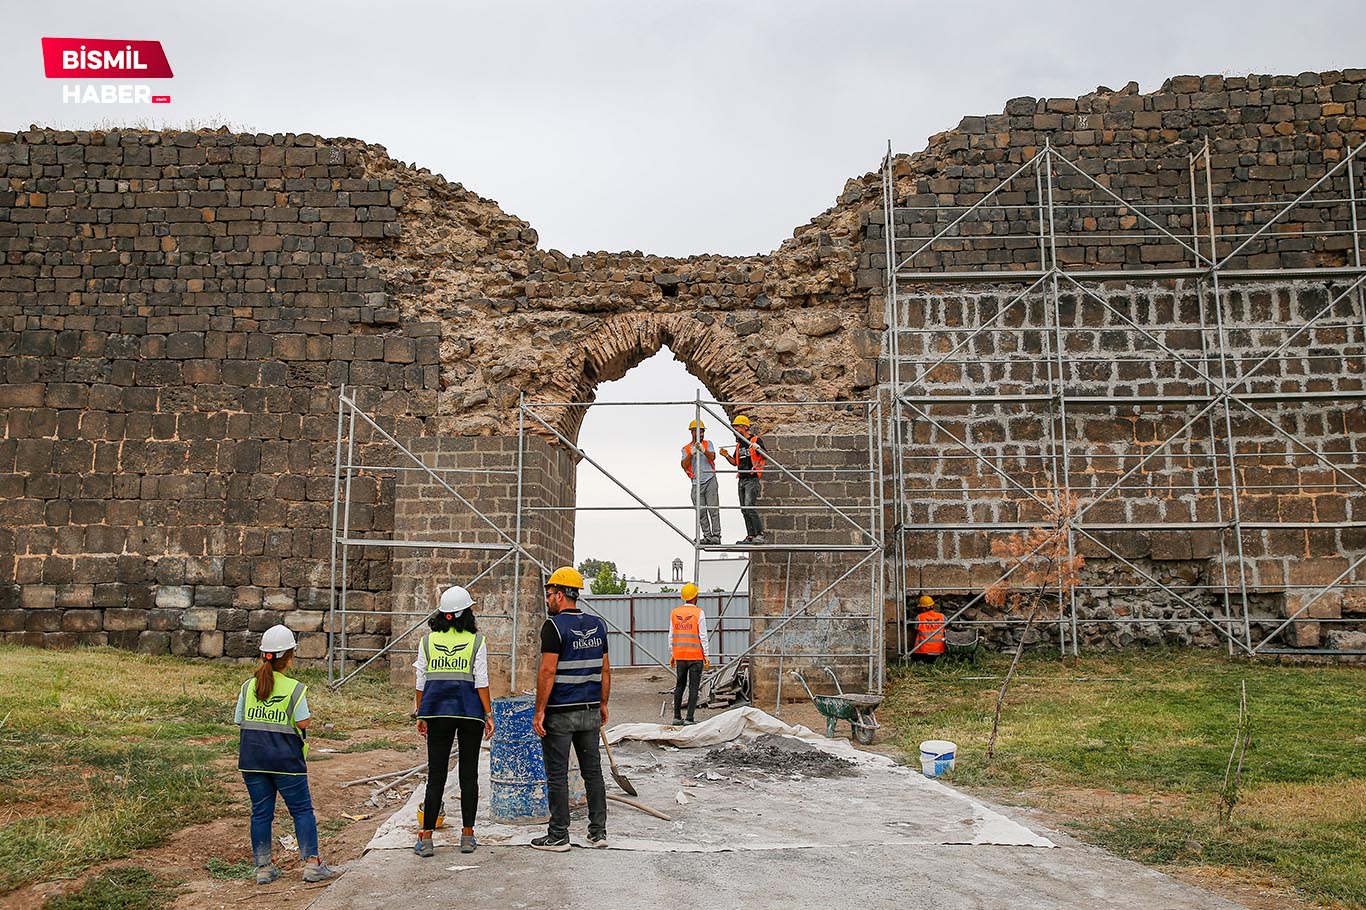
[7,1,1364,580]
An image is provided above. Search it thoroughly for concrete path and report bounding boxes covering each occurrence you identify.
[312,674,1242,910]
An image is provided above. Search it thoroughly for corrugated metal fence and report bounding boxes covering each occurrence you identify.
[591,593,750,667]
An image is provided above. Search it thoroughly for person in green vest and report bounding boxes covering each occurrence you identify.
[412,585,494,857]
[235,624,334,885]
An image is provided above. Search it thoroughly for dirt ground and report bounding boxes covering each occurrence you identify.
[0,668,1313,910]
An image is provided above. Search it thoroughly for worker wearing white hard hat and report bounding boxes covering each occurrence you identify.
[234,624,334,885]
[412,585,493,858]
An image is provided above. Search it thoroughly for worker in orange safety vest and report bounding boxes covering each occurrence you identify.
[910,594,946,663]
[680,420,721,545]
[669,583,710,725]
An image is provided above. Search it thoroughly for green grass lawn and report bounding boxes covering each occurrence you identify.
[0,646,409,897]
[885,650,1366,909]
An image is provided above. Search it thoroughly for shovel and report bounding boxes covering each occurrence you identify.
[600,729,637,797]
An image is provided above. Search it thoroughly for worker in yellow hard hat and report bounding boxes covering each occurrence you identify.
[720,414,767,545]
[531,567,610,851]
[911,594,946,663]
[680,420,721,545]
[669,582,709,725]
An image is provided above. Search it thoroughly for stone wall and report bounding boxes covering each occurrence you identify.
[1,68,1364,665]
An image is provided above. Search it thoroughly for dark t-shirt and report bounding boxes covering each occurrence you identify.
[540,608,601,714]
[737,433,764,479]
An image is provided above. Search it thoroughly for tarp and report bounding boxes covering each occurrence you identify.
[366,707,1054,852]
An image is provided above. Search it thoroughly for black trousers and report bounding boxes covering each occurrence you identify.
[541,707,608,840]
[423,717,484,830]
[739,477,764,537]
[673,659,703,721]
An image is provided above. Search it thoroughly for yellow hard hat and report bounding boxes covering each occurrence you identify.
[918,595,935,608]
[547,566,585,589]
[688,420,705,430]
[731,415,751,427]
[681,583,699,601]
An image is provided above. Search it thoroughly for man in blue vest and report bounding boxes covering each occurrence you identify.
[531,566,611,851]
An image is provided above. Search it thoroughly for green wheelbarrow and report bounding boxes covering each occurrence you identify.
[788,667,883,745]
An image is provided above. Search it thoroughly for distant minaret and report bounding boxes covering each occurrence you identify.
[655,566,662,583]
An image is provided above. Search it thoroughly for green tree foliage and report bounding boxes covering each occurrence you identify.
[589,563,628,595]
[578,558,617,580]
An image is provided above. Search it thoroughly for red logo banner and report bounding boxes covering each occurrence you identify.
[42,38,173,78]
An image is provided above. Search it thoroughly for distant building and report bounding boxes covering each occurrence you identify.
[624,553,748,595]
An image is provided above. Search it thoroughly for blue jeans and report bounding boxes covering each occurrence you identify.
[243,772,319,864]
[540,707,607,840]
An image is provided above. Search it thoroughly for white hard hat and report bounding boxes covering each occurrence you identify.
[439,585,474,615]
[259,624,297,655]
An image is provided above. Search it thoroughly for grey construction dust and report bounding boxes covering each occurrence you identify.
[697,734,859,779]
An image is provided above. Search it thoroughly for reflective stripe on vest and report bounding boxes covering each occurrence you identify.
[547,611,607,708]
[670,604,705,661]
[681,440,715,480]
[417,630,486,720]
[238,674,307,775]
[739,435,767,478]
[914,611,947,655]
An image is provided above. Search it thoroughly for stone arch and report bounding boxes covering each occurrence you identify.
[539,312,766,444]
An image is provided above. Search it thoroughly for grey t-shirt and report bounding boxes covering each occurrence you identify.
[682,438,716,482]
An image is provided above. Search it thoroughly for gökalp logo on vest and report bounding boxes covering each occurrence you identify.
[571,626,604,649]
[246,693,290,723]
[41,37,174,104]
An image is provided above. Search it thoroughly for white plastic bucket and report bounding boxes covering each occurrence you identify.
[919,739,957,777]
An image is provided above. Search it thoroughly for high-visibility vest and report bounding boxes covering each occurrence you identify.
[736,434,767,479]
[238,673,308,775]
[681,440,716,480]
[913,611,946,655]
[670,603,705,661]
[417,629,486,721]
[547,610,608,709]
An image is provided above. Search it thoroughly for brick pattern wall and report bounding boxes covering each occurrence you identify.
[0,129,428,657]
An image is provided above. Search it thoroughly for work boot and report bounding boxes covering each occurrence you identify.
[460,833,477,854]
[413,834,435,857]
[530,833,571,852]
[255,863,279,885]
[301,860,335,882]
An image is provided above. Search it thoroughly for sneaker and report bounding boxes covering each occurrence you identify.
[683,718,696,726]
[302,861,335,883]
[735,536,753,545]
[255,863,279,885]
[413,835,434,858]
[530,833,571,852]
[588,833,609,849]
[750,534,766,545]
[460,833,476,854]
[671,716,684,726]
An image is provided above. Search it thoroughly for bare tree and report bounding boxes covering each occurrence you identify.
[983,492,1085,761]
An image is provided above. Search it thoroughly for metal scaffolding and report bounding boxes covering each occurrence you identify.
[517,395,887,696]
[328,388,886,692]
[882,136,1366,657]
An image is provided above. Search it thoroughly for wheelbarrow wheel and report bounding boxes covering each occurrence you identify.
[852,710,877,745]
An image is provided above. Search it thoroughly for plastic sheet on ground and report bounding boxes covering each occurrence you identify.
[366,707,1053,853]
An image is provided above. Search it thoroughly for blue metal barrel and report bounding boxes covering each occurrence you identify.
[489,695,549,823]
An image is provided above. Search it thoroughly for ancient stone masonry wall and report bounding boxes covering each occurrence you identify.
[0,129,429,657]
[0,124,882,659]
[855,71,1366,650]
[2,69,1365,661]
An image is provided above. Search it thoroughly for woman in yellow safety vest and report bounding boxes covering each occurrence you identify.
[235,624,334,885]
[412,585,494,858]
